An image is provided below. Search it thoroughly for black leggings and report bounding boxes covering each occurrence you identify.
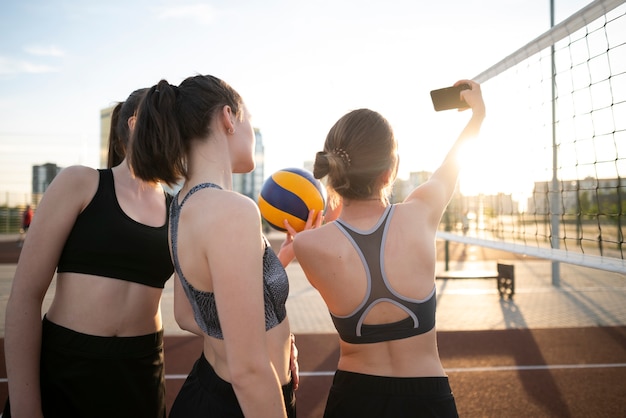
[324,370,459,418]
[169,352,296,418]
[3,316,165,418]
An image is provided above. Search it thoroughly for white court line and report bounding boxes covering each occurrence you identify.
[2,363,623,383]
[164,374,190,380]
[438,286,626,295]
[445,363,626,373]
[159,362,626,380]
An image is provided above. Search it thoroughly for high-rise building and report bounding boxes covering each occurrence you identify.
[32,163,62,204]
[100,105,114,168]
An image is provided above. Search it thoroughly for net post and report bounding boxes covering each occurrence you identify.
[549,0,561,287]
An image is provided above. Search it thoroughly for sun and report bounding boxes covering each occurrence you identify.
[456,121,539,203]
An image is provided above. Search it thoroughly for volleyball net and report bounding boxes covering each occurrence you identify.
[438,0,626,274]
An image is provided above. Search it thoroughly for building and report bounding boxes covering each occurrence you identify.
[32,163,62,204]
[100,105,115,168]
[528,177,626,215]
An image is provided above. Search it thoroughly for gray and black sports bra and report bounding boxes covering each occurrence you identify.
[331,205,436,344]
[169,183,289,339]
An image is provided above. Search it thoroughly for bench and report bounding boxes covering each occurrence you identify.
[436,262,515,300]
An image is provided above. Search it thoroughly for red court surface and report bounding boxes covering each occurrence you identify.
[1,237,625,417]
[1,328,624,417]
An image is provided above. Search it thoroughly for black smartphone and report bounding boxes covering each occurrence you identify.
[430,84,471,111]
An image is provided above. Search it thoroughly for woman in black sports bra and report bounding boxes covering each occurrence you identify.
[293,80,486,417]
[130,75,311,418]
[4,89,175,417]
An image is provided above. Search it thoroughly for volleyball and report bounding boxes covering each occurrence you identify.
[258,168,326,232]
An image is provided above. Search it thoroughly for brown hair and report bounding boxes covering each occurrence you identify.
[314,108,397,201]
[129,75,243,185]
[106,88,148,168]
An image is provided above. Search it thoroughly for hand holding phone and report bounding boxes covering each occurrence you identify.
[430,83,471,111]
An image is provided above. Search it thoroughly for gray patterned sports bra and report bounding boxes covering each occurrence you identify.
[169,183,289,339]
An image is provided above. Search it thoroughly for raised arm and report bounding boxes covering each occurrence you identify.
[405,79,486,221]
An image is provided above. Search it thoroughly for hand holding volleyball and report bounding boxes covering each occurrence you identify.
[258,168,326,233]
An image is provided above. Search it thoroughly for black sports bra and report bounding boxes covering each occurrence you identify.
[57,169,174,288]
[170,183,289,339]
[330,205,436,344]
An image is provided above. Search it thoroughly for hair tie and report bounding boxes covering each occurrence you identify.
[333,148,351,167]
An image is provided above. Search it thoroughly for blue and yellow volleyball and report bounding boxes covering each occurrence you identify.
[258,168,326,232]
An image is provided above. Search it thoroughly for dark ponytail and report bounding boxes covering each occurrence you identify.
[130,75,244,186]
[107,88,148,169]
[130,81,187,185]
[107,102,124,168]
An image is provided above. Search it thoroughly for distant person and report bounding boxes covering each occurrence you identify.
[4,88,176,418]
[129,74,312,417]
[17,205,33,246]
[293,80,486,417]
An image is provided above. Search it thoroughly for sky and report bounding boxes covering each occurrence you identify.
[0,0,593,203]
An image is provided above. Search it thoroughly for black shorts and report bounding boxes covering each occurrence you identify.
[323,370,459,418]
[4,316,165,418]
[169,352,296,418]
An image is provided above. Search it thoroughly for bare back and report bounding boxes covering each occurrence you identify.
[171,185,292,385]
[294,199,446,377]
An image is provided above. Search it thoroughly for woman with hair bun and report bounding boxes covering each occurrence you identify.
[293,80,486,417]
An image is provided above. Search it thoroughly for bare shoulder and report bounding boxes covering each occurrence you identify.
[52,165,99,188]
[403,180,438,204]
[183,188,262,235]
[294,223,337,254]
[223,192,262,235]
[18,167,100,260]
[41,165,99,209]
[294,225,319,247]
[201,188,259,219]
[220,189,259,213]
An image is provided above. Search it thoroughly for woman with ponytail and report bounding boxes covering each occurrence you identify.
[4,88,174,417]
[130,75,307,418]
